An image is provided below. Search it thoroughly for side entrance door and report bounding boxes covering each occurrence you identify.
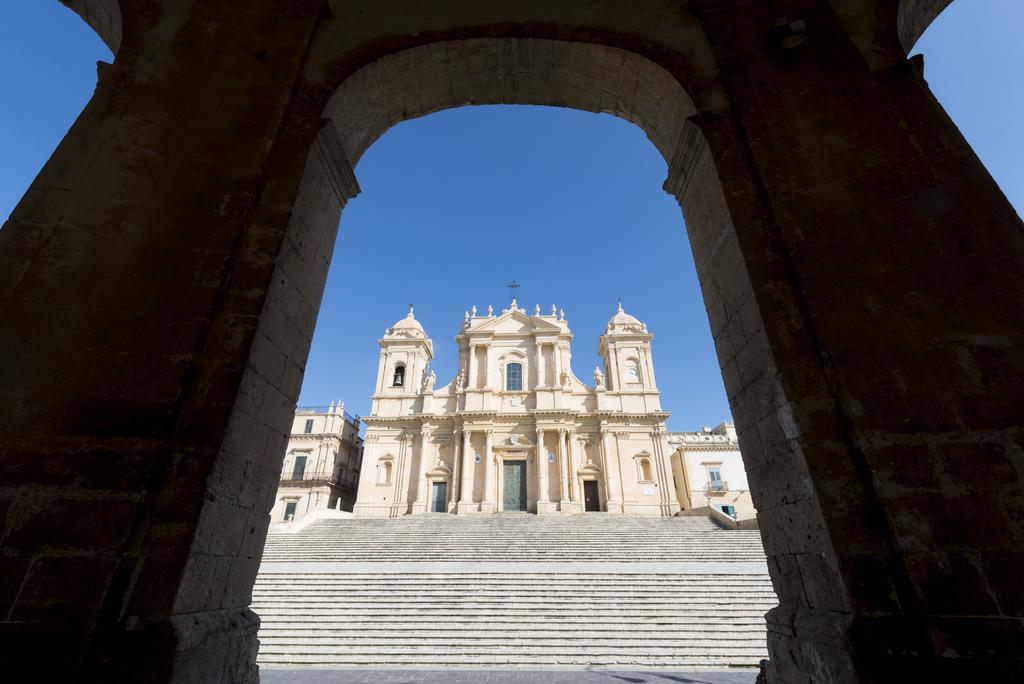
[583,480,601,512]
[502,460,527,511]
[430,482,447,512]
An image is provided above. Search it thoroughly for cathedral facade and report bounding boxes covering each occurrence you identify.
[353,301,683,517]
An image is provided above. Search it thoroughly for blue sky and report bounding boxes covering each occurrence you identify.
[1,2,1021,431]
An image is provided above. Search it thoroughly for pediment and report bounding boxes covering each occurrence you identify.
[426,464,452,477]
[473,308,563,334]
[577,462,602,474]
[496,433,535,449]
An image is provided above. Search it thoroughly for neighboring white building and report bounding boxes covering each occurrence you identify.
[668,423,756,523]
[353,301,683,518]
[271,403,363,523]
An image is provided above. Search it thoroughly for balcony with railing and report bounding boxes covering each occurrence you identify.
[279,469,340,484]
[295,405,359,424]
[704,480,729,494]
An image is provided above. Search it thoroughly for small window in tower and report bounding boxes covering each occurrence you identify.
[506,362,523,391]
[392,364,405,386]
[626,359,641,384]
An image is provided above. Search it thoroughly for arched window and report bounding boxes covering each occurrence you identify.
[506,362,523,391]
[626,358,642,384]
[379,460,393,484]
[392,364,405,386]
[639,458,653,481]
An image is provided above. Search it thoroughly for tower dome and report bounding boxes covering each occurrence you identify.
[605,302,647,334]
[385,305,426,339]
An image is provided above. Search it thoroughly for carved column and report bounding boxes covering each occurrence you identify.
[650,426,676,515]
[449,427,462,510]
[536,428,549,506]
[458,428,473,508]
[568,434,580,502]
[557,427,569,505]
[554,343,563,384]
[467,345,478,387]
[614,430,629,510]
[482,429,495,513]
[600,428,620,513]
[413,426,431,514]
[483,344,491,389]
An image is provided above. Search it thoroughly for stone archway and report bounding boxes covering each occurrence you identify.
[3,2,1023,682]
[61,0,121,53]
[897,0,956,52]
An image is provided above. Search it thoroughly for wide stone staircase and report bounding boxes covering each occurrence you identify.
[254,515,775,670]
[261,515,767,563]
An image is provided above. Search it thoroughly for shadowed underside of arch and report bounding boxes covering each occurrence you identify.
[61,0,120,53]
[324,38,697,170]
[897,0,954,52]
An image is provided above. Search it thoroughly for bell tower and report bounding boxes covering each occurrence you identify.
[597,303,661,412]
[371,306,434,417]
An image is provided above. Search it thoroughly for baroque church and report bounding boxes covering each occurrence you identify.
[353,300,685,517]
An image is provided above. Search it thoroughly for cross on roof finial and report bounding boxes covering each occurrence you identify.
[508,280,521,305]
[618,297,623,313]
[408,304,414,316]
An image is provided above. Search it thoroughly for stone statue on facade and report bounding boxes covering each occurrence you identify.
[422,369,436,393]
[594,366,606,390]
[454,369,464,391]
[561,369,571,387]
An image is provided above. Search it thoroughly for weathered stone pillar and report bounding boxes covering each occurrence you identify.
[458,429,473,509]
[481,429,495,513]
[675,4,1024,681]
[599,428,620,513]
[467,345,479,387]
[449,427,462,510]
[557,427,569,505]
[536,428,549,508]
[568,434,580,502]
[0,2,352,680]
[413,427,431,514]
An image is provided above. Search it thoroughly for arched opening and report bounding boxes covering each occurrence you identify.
[4,2,1022,681]
[637,457,653,482]
[378,459,393,485]
[391,363,405,387]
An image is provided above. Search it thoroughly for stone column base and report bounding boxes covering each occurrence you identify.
[480,502,496,514]
[411,502,426,514]
[536,500,559,515]
[558,501,582,514]
[454,501,480,514]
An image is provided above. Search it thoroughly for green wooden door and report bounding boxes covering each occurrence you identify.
[502,461,527,511]
[430,482,447,512]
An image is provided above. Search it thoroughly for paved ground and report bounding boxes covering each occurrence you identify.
[260,670,758,684]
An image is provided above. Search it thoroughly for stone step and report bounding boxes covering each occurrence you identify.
[256,625,767,636]
[252,585,777,595]
[253,610,770,622]
[258,645,770,656]
[256,655,770,663]
[255,516,773,669]
[254,595,775,605]
[257,632,768,643]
